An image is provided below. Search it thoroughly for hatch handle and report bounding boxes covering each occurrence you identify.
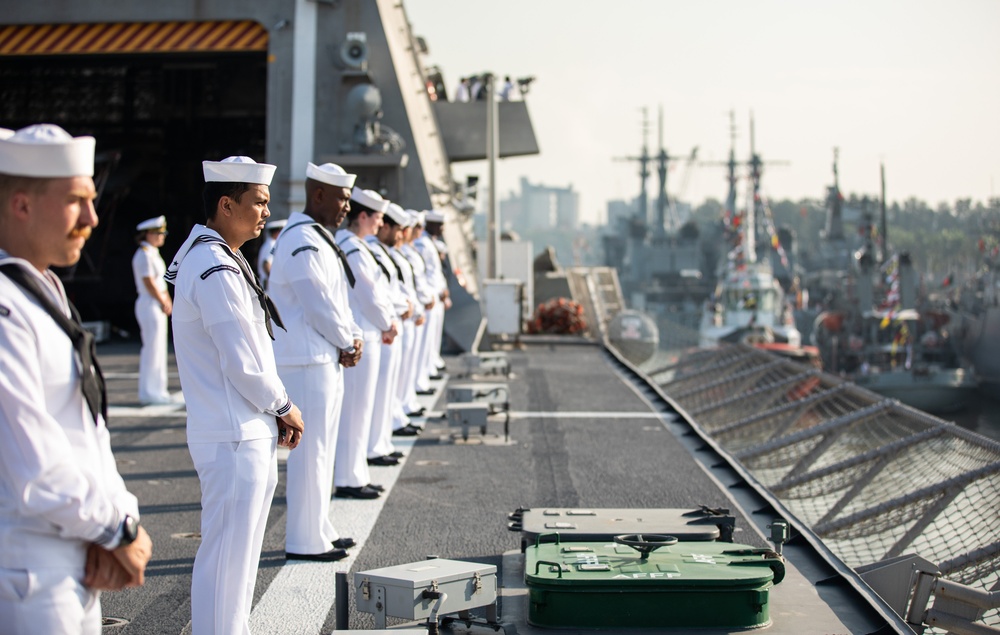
[614,534,678,559]
[533,532,562,549]
[533,560,564,578]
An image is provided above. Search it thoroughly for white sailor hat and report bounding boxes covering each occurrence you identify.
[402,209,419,228]
[265,218,287,231]
[414,210,427,227]
[0,124,95,178]
[384,203,409,225]
[0,128,13,140]
[306,162,356,189]
[202,156,276,185]
[425,209,446,224]
[350,187,390,214]
[136,215,167,231]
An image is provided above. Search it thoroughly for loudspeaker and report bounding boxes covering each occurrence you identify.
[340,32,368,70]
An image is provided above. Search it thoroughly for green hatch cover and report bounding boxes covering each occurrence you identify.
[524,534,784,629]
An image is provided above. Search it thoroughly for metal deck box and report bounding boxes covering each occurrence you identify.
[510,507,736,548]
[524,534,783,629]
[354,558,497,628]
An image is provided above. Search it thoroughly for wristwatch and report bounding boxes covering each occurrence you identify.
[120,514,140,547]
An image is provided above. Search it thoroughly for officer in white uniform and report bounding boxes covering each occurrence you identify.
[0,124,152,635]
[166,156,304,635]
[387,209,426,435]
[256,217,286,289]
[365,202,414,460]
[132,215,174,404]
[270,162,362,560]
[334,188,399,499]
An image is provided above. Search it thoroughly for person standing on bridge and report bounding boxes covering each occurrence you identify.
[0,124,152,634]
[166,156,304,634]
[269,162,362,561]
[132,215,174,405]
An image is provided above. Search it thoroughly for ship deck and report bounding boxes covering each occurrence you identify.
[98,338,900,634]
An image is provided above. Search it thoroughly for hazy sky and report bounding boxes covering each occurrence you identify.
[404,0,1000,225]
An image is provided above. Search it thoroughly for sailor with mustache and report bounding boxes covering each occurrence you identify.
[0,124,152,634]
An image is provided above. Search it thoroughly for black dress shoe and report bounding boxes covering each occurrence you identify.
[416,388,435,395]
[389,451,405,459]
[334,485,381,499]
[286,548,348,562]
[429,373,444,380]
[406,407,426,417]
[367,455,399,466]
[392,426,419,437]
[366,483,385,492]
[332,537,356,549]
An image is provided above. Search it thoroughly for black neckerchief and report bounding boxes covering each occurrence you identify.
[0,264,106,425]
[193,235,285,340]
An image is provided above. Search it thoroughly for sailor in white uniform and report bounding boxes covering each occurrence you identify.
[0,124,152,635]
[132,215,174,404]
[269,162,362,561]
[365,202,415,460]
[333,188,399,499]
[256,217,286,289]
[418,210,451,377]
[388,209,426,435]
[166,156,304,635]
[400,211,436,405]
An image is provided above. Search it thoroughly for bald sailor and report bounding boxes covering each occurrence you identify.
[334,188,399,499]
[270,162,362,560]
[0,124,152,634]
[132,215,174,405]
[365,202,414,462]
[166,156,304,634]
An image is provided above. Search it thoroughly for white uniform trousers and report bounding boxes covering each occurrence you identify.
[189,437,277,635]
[135,295,170,403]
[419,302,444,385]
[412,312,432,393]
[335,330,381,488]
[429,300,446,371]
[369,335,402,458]
[407,318,430,407]
[279,362,344,554]
[393,320,417,429]
[0,566,101,635]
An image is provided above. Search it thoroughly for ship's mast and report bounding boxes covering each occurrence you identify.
[638,107,650,230]
[725,111,738,223]
[823,147,844,241]
[747,115,759,264]
[655,106,668,241]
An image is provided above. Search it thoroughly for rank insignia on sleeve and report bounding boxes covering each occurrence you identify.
[200,264,241,280]
[292,246,319,256]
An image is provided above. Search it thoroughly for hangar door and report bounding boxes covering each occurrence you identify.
[0,21,268,327]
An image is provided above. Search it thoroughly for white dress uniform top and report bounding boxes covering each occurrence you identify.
[334,190,396,489]
[271,181,361,555]
[365,222,410,458]
[132,217,171,404]
[167,156,289,635]
[0,124,140,635]
[0,255,140,635]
